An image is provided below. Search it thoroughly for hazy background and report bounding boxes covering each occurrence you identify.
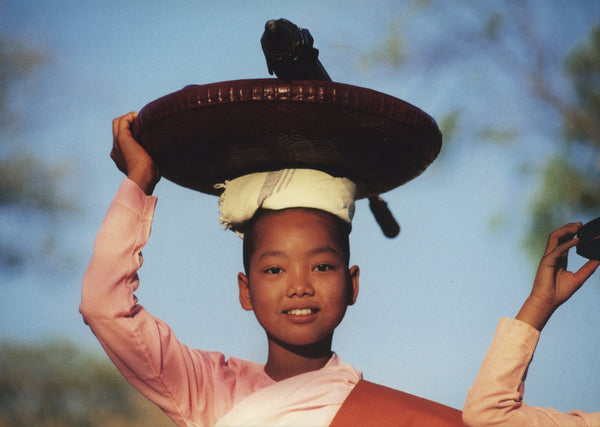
[1,0,598,424]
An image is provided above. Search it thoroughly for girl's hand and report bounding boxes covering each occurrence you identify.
[110,112,160,195]
[516,222,600,331]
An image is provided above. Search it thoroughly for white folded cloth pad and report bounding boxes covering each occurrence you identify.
[216,169,357,236]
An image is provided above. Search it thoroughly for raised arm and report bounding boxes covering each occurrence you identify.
[80,114,235,426]
[463,223,600,427]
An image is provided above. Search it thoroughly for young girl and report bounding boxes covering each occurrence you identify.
[463,222,600,426]
[80,112,462,426]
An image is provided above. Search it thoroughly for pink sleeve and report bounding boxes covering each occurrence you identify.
[463,317,599,427]
[79,178,270,426]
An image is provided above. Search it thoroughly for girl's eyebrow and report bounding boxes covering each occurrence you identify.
[257,246,342,261]
[256,250,287,261]
[309,246,342,257]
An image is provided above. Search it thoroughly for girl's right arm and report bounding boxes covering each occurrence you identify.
[79,114,227,426]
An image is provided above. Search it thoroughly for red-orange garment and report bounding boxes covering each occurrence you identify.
[330,380,463,427]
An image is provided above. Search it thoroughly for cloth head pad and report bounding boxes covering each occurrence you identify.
[217,168,356,235]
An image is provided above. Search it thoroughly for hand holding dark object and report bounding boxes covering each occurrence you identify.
[576,217,600,260]
[260,18,331,81]
[516,222,599,331]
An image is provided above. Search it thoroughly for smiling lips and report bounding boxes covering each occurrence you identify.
[285,308,319,316]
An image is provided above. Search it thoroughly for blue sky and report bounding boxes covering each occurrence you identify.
[1,0,599,414]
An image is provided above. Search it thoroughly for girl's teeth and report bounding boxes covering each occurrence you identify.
[288,308,312,315]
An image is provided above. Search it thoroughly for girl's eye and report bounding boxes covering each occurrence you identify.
[314,264,332,272]
[265,267,282,275]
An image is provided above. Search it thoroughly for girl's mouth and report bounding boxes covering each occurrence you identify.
[285,308,319,316]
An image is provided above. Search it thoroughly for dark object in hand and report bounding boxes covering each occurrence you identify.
[261,18,331,81]
[577,217,600,260]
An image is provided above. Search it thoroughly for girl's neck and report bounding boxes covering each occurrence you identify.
[264,335,333,381]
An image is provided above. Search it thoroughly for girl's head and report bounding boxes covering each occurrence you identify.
[237,207,359,349]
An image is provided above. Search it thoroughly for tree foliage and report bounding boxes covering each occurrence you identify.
[0,35,73,270]
[361,1,600,264]
[524,26,600,260]
[563,27,600,146]
[0,37,46,129]
[0,339,173,426]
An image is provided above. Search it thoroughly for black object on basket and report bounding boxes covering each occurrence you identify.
[261,18,331,82]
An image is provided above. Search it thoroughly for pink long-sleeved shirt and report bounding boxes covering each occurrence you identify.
[79,178,360,426]
[463,317,599,426]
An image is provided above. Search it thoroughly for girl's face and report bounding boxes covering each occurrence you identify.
[238,208,359,349]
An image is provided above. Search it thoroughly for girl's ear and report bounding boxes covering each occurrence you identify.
[347,265,360,305]
[238,272,253,311]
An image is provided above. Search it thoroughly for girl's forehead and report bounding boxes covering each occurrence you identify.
[243,207,351,271]
[254,212,344,254]
[254,208,340,232]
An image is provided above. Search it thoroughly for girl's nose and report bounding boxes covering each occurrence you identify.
[286,268,315,297]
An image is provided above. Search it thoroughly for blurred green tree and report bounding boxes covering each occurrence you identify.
[360,1,600,264]
[0,35,73,270]
[519,22,600,261]
[0,339,173,426]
